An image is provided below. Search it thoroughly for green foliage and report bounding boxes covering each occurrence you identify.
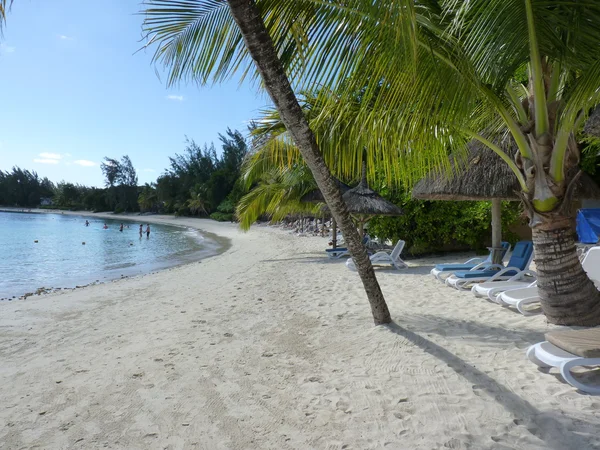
[216,199,235,214]
[368,190,523,255]
[101,155,139,212]
[580,135,600,183]
[152,129,248,217]
[0,167,54,207]
[210,211,234,222]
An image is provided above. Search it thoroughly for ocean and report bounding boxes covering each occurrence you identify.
[0,211,219,299]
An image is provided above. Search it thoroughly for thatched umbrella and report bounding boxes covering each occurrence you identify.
[320,163,404,237]
[341,162,404,235]
[304,165,404,247]
[412,139,600,263]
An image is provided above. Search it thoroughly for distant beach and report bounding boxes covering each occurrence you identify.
[1,216,598,449]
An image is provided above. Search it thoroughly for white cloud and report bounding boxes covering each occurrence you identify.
[33,158,60,165]
[39,152,62,160]
[58,35,73,40]
[64,152,72,157]
[73,160,97,167]
[142,168,156,173]
[166,95,184,102]
[0,43,16,54]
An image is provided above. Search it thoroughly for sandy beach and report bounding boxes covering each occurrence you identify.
[1,215,600,450]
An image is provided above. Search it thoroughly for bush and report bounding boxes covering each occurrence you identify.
[367,190,523,255]
[216,199,235,214]
[210,212,234,222]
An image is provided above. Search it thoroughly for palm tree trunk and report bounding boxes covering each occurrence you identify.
[533,216,600,325]
[227,0,391,324]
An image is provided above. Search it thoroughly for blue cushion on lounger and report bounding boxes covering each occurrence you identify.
[434,241,511,272]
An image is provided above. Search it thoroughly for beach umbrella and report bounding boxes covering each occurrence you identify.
[412,138,600,263]
[319,162,404,237]
[340,162,404,235]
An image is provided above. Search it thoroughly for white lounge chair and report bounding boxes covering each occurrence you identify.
[527,328,600,394]
[430,242,511,282]
[496,283,541,315]
[496,247,600,315]
[445,241,534,290]
[346,240,407,271]
[471,271,537,300]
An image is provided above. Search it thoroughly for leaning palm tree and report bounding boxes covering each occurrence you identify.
[143,1,600,325]
[142,0,392,324]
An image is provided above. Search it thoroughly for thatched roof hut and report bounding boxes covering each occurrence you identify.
[412,139,600,201]
[412,138,600,262]
[342,170,404,216]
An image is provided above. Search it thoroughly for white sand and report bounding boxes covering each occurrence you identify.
[1,215,600,450]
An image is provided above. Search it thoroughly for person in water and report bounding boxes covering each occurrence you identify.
[85,220,89,227]
[103,223,108,229]
[146,224,151,238]
[139,224,143,237]
[119,223,124,232]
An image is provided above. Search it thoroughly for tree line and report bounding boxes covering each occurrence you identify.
[0,128,248,221]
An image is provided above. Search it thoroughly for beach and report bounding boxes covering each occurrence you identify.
[1,215,599,450]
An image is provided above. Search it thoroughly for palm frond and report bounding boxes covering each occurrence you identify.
[0,0,12,33]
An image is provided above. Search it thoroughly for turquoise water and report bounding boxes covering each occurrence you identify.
[0,212,219,299]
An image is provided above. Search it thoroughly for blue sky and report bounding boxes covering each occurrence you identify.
[0,0,270,187]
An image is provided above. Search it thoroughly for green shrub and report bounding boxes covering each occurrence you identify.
[367,190,523,255]
[216,199,235,214]
[210,212,234,222]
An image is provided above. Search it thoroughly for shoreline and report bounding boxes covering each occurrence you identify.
[0,209,232,301]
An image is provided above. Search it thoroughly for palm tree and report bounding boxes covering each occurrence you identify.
[143,0,600,325]
[187,184,210,215]
[308,0,600,326]
[143,0,391,324]
[236,161,321,231]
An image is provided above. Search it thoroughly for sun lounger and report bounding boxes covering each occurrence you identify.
[445,241,534,290]
[431,242,511,282]
[527,327,600,394]
[496,284,541,315]
[496,247,600,315]
[471,272,536,300]
[346,239,407,271]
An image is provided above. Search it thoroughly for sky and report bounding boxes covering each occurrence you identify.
[0,0,270,187]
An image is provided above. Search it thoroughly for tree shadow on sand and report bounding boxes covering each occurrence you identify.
[384,322,600,449]
[402,313,546,347]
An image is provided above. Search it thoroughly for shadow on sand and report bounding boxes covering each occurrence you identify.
[385,322,600,449]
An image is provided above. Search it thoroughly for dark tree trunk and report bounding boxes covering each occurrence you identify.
[533,216,600,325]
[226,0,391,324]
